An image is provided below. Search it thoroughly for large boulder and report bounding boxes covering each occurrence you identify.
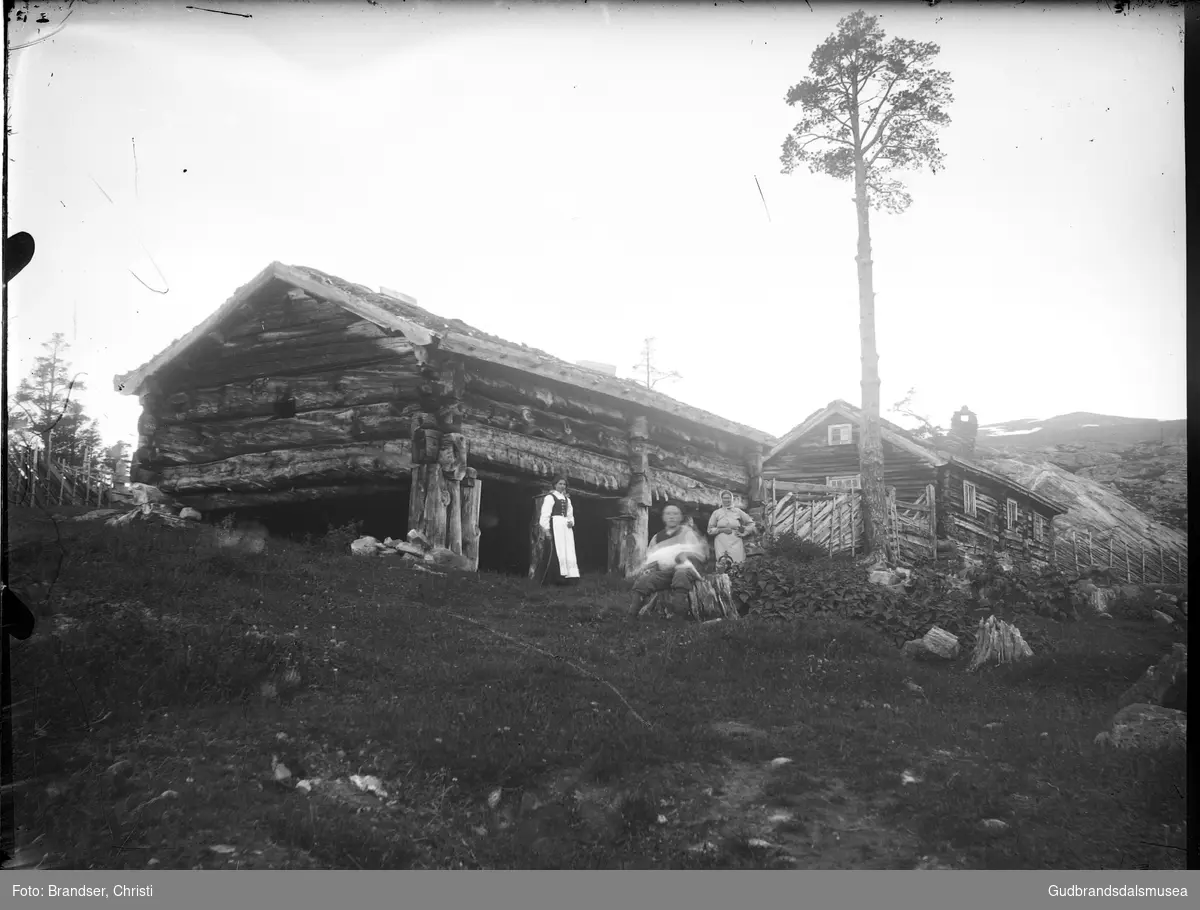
[1095,703,1186,752]
[129,482,170,505]
[1117,644,1186,712]
[350,536,383,557]
[901,627,960,662]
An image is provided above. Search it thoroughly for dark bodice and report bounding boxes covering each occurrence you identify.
[549,493,570,518]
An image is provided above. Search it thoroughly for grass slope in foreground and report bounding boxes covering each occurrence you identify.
[7,508,1187,870]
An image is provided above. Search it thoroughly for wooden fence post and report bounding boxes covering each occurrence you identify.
[926,483,937,561]
[850,492,857,559]
[1123,537,1131,583]
[1072,530,1080,572]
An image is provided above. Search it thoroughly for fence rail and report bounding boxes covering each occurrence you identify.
[765,481,1187,585]
[766,489,864,557]
[6,445,116,510]
[1053,527,1188,585]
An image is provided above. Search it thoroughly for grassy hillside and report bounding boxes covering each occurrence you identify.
[4,508,1187,870]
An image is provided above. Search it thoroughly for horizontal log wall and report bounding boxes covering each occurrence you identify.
[766,423,937,501]
[151,401,421,466]
[177,482,410,512]
[463,422,631,493]
[155,440,413,495]
[469,363,758,461]
[645,442,748,492]
[160,360,424,424]
[941,468,1057,567]
[134,286,762,514]
[153,289,413,390]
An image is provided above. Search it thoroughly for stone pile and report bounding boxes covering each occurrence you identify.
[350,530,470,570]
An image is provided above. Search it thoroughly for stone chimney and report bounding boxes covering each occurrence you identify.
[949,406,979,456]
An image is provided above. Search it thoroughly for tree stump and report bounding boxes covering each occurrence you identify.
[968,615,1033,672]
[639,574,738,622]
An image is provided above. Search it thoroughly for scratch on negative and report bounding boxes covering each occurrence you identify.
[185,6,253,17]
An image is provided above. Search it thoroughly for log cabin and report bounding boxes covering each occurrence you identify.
[112,262,775,578]
[764,400,1068,566]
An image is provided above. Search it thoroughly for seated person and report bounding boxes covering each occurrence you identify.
[629,501,709,618]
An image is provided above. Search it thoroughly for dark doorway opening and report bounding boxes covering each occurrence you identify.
[569,495,612,575]
[477,478,538,576]
[213,487,410,543]
[477,479,613,577]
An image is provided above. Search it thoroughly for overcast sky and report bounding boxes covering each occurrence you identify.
[6,0,1185,448]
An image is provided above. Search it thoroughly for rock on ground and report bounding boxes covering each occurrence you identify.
[1095,703,1186,752]
[902,627,960,661]
[1118,644,1186,712]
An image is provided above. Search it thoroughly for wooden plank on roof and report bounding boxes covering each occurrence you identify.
[273,263,435,347]
[438,331,774,444]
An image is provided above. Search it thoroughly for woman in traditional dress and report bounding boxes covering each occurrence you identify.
[535,476,581,586]
[707,489,755,568]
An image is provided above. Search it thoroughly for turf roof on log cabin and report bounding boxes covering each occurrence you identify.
[113,261,775,449]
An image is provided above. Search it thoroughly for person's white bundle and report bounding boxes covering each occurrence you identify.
[643,534,708,573]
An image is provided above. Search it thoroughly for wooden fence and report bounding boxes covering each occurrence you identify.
[6,445,116,510]
[1052,527,1188,585]
[766,489,864,557]
[764,479,1186,586]
[887,484,938,564]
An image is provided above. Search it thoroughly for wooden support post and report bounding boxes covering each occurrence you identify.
[1122,536,1131,582]
[1072,530,1080,572]
[1173,551,1181,584]
[461,468,482,572]
[611,416,651,578]
[1157,545,1164,583]
[409,412,447,549]
[1140,543,1146,583]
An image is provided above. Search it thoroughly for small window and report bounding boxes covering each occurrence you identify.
[826,474,862,490]
[827,423,854,446]
[1006,498,1019,528]
[1033,514,1045,542]
[962,480,977,518]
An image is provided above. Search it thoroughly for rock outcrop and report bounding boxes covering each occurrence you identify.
[1118,644,1187,713]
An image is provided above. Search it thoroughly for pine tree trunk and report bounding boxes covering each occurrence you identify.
[853,158,891,563]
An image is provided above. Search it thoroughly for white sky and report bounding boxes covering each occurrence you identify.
[6,0,1186,448]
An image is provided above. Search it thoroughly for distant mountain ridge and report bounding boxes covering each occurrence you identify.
[978,412,1186,449]
[967,411,1187,536]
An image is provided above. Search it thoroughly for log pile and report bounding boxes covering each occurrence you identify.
[639,573,739,623]
[968,615,1034,672]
